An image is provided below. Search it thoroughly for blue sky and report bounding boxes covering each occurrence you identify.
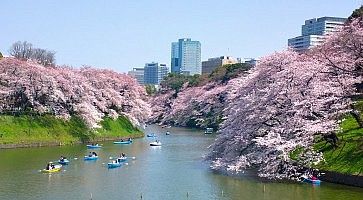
[1,0,361,72]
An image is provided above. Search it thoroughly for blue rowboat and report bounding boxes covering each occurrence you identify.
[147,134,156,137]
[117,157,127,162]
[303,178,321,185]
[108,162,122,168]
[87,144,102,149]
[113,140,132,144]
[58,159,70,165]
[84,156,98,161]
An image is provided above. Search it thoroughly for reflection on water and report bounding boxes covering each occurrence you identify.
[0,125,362,200]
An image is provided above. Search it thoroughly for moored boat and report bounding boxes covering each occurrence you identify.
[303,178,321,185]
[204,128,213,134]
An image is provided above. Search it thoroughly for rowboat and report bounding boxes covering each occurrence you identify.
[117,157,127,162]
[113,140,132,144]
[147,133,156,137]
[87,144,102,148]
[58,159,70,165]
[303,178,321,185]
[41,164,62,173]
[107,162,122,168]
[150,141,162,146]
[204,128,213,134]
[84,156,98,160]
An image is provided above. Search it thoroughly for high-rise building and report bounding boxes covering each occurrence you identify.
[171,42,179,73]
[144,62,169,85]
[288,17,347,51]
[171,38,201,75]
[202,56,237,74]
[128,67,145,85]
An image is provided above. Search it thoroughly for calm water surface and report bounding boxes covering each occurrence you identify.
[0,125,362,200]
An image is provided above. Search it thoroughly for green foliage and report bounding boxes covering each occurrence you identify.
[314,114,363,175]
[145,84,157,95]
[0,52,3,60]
[349,5,363,21]
[353,100,363,112]
[209,63,252,83]
[160,63,251,92]
[289,146,305,161]
[160,73,198,92]
[185,118,198,128]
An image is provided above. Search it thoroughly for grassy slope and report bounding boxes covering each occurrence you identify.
[314,115,363,175]
[0,114,143,145]
[96,116,143,138]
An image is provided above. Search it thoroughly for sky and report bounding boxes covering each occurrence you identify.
[1,0,362,73]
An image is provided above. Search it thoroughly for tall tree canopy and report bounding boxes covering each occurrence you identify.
[207,18,363,179]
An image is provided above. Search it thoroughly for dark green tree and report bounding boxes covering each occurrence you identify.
[145,84,157,95]
[349,5,363,21]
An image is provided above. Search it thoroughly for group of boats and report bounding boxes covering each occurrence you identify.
[41,152,129,172]
[41,133,168,173]
[146,131,171,146]
[41,129,322,186]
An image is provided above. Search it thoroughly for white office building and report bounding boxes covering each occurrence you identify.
[288,17,347,51]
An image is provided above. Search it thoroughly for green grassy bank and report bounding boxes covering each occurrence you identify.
[315,114,363,176]
[0,114,143,147]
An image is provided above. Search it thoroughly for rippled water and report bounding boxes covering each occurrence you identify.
[0,125,362,200]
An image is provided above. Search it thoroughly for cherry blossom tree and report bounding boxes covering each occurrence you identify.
[0,58,150,128]
[207,19,362,179]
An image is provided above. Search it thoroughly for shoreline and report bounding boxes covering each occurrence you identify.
[0,133,144,149]
[320,170,363,188]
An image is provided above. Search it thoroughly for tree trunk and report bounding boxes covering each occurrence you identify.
[350,109,363,128]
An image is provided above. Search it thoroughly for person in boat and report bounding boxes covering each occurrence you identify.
[88,152,93,157]
[92,152,98,156]
[47,162,55,170]
[121,139,124,142]
[128,138,131,141]
[311,170,319,180]
[60,156,66,162]
[119,153,126,158]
